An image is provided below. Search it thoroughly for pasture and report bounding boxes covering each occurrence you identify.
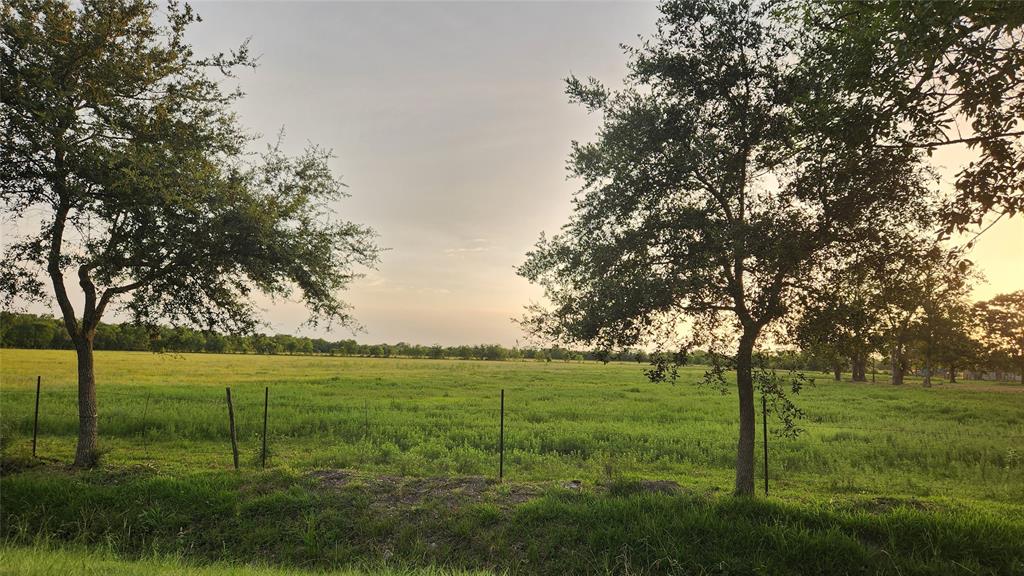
[1,349,1022,503]
[2,348,1024,574]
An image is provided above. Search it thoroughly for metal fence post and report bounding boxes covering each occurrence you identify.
[262,386,269,469]
[32,376,40,457]
[499,389,505,481]
[762,394,769,496]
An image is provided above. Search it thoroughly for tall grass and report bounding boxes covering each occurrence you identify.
[2,349,1021,505]
[3,350,1023,574]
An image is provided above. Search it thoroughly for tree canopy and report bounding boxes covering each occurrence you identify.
[799,1,1024,232]
[518,0,937,494]
[974,291,1024,381]
[0,0,379,466]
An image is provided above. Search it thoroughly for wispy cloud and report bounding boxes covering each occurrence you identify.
[444,246,489,254]
[444,237,493,255]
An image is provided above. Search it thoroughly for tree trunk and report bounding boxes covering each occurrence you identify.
[734,331,757,496]
[832,363,842,382]
[923,352,932,388]
[73,337,99,467]
[890,344,904,385]
[851,353,867,382]
[948,364,956,383]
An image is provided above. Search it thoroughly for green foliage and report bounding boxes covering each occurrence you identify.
[798,235,981,384]
[974,291,1024,380]
[0,312,656,363]
[1,0,379,463]
[518,0,941,494]
[0,0,379,337]
[796,1,1024,231]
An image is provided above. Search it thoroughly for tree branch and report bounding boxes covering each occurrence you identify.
[878,130,1024,149]
[46,153,79,339]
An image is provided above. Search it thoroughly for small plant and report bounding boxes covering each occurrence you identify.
[247,433,272,468]
[1006,448,1021,470]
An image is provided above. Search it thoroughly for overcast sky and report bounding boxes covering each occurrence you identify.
[16,1,1022,346]
[179,1,665,346]
[182,1,1024,345]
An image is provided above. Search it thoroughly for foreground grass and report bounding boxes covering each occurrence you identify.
[2,465,1022,575]
[3,350,1024,574]
[1,349,1022,506]
[0,544,490,575]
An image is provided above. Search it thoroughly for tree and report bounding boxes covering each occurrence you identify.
[974,291,1024,382]
[796,302,862,382]
[0,312,57,348]
[862,237,972,386]
[796,272,881,383]
[798,1,1024,232]
[0,0,379,466]
[794,186,945,385]
[519,0,928,495]
[909,258,976,387]
[922,301,979,384]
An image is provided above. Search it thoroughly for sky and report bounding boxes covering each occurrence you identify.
[181,1,666,346]
[11,1,1024,346]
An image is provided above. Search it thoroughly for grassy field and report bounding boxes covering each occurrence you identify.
[0,545,489,576]
[2,348,1023,574]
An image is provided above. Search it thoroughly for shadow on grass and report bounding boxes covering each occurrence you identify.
[1,462,1021,575]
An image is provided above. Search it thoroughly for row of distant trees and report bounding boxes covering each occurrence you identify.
[799,287,1023,385]
[3,303,1019,381]
[0,311,632,362]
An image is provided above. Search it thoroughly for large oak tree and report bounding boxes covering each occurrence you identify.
[1,0,379,466]
[519,0,929,495]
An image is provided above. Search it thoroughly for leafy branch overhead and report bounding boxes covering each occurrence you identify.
[801,1,1024,231]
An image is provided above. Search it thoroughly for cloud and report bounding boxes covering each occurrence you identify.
[444,237,493,255]
[444,246,489,254]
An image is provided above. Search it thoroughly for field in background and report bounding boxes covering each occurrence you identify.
[2,348,1022,507]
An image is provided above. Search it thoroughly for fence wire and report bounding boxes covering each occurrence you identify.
[4,377,1022,485]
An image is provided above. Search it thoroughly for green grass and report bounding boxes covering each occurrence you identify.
[2,349,1021,504]
[0,544,490,575]
[2,467,1022,575]
[2,349,1023,574]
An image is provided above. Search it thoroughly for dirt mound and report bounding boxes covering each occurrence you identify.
[310,470,542,509]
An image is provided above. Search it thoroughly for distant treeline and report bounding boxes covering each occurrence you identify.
[0,312,983,376]
[0,312,651,362]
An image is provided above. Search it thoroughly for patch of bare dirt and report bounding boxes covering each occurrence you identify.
[310,470,691,513]
[310,469,357,488]
[310,470,543,510]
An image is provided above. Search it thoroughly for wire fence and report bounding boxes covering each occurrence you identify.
[3,375,1023,495]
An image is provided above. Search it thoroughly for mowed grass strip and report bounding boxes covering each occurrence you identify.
[2,349,1022,506]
